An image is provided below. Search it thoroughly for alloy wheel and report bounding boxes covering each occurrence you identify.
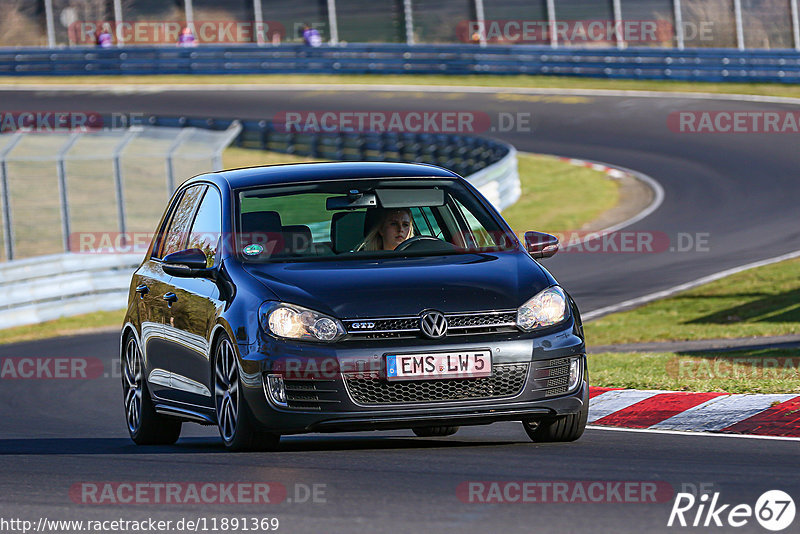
[123,337,143,433]
[214,339,240,443]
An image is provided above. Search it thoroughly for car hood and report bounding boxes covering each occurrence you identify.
[242,252,550,319]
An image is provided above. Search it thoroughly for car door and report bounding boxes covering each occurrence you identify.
[133,258,173,400]
[146,184,207,403]
[162,185,224,407]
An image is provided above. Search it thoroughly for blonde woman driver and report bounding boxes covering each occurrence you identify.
[356,208,414,251]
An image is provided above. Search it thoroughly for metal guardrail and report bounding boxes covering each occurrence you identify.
[0,117,519,328]
[0,253,140,328]
[3,44,800,82]
[0,122,243,262]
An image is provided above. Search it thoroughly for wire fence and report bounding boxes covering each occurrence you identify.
[2,0,799,51]
[0,123,241,261]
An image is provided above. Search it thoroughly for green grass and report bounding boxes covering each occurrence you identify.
[503,153,618,234]
[585,258,800,345]
[590,348,800,394]
[0,310,126,345]
[4,74,800,100]
[0,147,614,345]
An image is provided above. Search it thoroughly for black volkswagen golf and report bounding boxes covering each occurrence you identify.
[121,162,588,450]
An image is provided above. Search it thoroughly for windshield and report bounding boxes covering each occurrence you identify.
[235,178,517,261]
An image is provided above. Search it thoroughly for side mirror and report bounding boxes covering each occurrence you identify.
[524,231,559,259]
[162,248,211,277]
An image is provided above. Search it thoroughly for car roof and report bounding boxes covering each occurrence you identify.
[186,161,462,190]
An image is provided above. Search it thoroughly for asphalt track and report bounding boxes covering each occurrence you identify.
[1,86,799,533]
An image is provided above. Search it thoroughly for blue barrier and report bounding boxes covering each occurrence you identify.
[3,43,800,83]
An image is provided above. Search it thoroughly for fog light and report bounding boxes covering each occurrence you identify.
[568,357,582,391]
[265,374,287,407]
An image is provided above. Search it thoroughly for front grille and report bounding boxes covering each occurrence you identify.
[343,311,518,340]
[531,357,574,398]
[448,312,517,329]
[343,363,529,405]
[265,376,341,411]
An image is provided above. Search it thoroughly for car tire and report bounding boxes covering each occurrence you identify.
[412,426,460,437]
[522,394,588,443]
[214,334,280,452]
[122,334,182,445]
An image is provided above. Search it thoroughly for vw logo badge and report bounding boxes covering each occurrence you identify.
[420,310,448,339]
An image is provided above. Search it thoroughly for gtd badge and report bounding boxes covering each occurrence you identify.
[351,322,375,330]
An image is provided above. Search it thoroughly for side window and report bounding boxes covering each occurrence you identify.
[410,208,430,235]
[453,197,495,248]
[156,185,206,259]
[187,187,222,268]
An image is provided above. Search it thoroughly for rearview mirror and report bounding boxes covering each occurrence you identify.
[162,248,211,277]
[524,231,559,259]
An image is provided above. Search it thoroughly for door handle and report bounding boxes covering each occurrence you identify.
[135,284,149,297]
[162,292,178,304]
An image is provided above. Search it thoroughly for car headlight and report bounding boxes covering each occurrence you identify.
[259,302,346,342]
[517,286,568,331]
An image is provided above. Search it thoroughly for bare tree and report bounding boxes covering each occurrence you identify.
[0,0,46,46]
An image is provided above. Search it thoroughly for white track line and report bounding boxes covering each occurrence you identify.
[554,159,665,244]
[587,425,800,441]
[583,249,800,320]
[4,83,800,106]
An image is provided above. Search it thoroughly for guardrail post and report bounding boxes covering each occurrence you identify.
[546,0,557,48]
[56,133,81,253]
[613,0,624,49]
[185,0,195,27]
[253,0,265,45]
[403,0,415,45]
[733,0,744,50]
[112,128,140,245]
[165,127,194,197]
[212,121,243,171]
[44,0,56,48]
[672,0,685,49]
[474,0,487,47]
[792,0,800,51]
[327,0,339,45]
[0,133,24,261]
[113,0,125,47]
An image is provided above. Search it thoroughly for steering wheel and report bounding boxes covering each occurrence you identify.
[394,235,443,251]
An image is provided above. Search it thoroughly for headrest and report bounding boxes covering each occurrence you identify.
[330,211,367,253]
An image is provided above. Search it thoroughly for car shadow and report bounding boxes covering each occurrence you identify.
[683,288,800,325]
[0,435,516,455]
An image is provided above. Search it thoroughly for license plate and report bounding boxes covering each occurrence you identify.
[386,350,492,381]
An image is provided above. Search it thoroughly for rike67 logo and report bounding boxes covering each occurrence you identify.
[668,490,795,531]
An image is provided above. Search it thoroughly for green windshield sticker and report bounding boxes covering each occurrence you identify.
[242,243,264,256]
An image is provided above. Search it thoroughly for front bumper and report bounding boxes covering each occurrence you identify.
[237,323,586,435]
